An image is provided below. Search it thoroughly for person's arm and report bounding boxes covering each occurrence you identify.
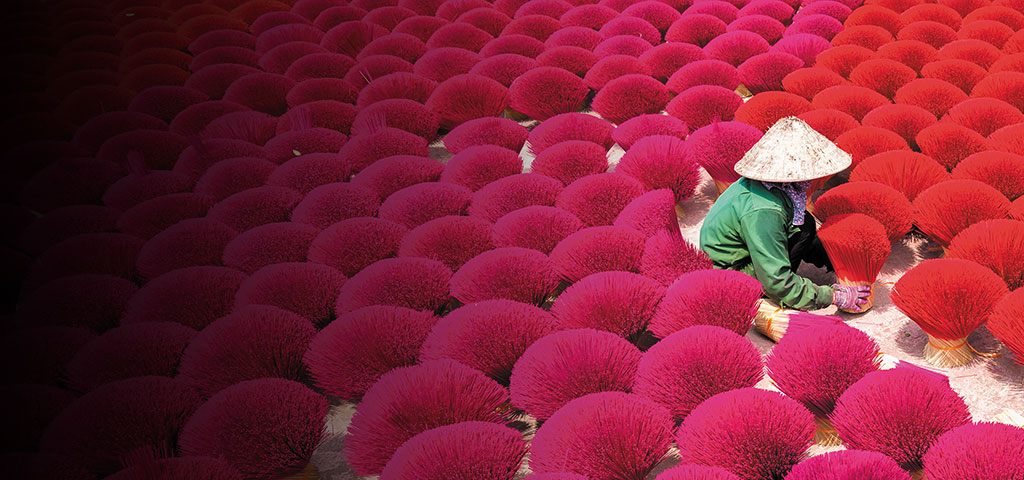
[739,207,834,310]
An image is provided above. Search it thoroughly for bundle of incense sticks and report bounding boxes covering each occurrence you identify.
[753,299,843,342]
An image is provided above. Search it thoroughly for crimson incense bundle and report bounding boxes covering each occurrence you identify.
[817,214,891,312]
[891,258,1009,367]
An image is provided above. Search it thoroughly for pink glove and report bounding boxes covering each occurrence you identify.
[832,284,871,312]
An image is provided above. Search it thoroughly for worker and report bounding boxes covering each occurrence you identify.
[699,117,870,312]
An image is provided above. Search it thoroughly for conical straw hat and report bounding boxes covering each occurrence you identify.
[733,117,852,183]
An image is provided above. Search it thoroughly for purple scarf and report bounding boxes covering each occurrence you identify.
[761,180,812,226]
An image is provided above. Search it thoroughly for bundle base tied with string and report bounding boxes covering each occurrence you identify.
[891,258,1009,368]
[817,213,891,313]
[753,299,843,342]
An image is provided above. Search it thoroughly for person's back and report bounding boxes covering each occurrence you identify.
[696,117,870,312]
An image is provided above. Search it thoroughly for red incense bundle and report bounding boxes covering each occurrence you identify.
[891,258,1009,367]
[817,214,891,313]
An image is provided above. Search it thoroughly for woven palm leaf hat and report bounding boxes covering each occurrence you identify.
[733,117,852,183]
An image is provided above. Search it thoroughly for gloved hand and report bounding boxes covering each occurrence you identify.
[832,284,871,312]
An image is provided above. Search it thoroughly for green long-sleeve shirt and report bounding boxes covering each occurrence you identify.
[699,177,834,310]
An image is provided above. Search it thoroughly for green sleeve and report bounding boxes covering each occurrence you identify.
[739,208,835,310]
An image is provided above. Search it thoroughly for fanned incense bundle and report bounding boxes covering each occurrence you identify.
[766,323,881,445]
[814,181,914,243]
[753,299,844,342]
[891,258,1009,367]
[986,289,1024,380]
[912,179,1012,250]
[817,214,891,313]
[946,219,1024,290]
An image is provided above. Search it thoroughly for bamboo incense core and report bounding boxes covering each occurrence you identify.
[814,416,841,446]
[754,299,786,342]
[923,335,973,368]
[713,179,731,200]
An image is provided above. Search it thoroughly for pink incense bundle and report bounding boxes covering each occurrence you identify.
[443,117,528,155]
[235,262,348,328]
[766,323,881,445]
[304,306,438,401]
[813,181,914,242]
[640,230,713,286]
[537,46,599,77]
[345,359,514,476]
[380,422,526,480]
[178,378,327,479]
[666,59,740,93]
[639,42,705,82]
[65,322,197,393]
[584,55,650,91]
[529,140,610,186]
[848,151,950,202]
[471,53,539,87]
[831,368,971,472]
[612,114,689,151]
[334,257,451,315]
[655,464,739,480]
[684,121,764,195]
[450,247,559,306]
[121,266,246,330]
[526,112,615,155]
[634,325,763,421]
[616,136,701,203]
[987,288,1024,372]
[817,214,891,312]
[912,179,1012,249]
[40,377,202,477]
[424,74,508,129]
[555,172,644,227]
[222,222,319,274]
[650,269,763,337]
[786,450,911,480]
[922,422,1024,479]
[307,217,407,277]
[420,299,559,385]
[551,271,665,341]
[891,258,1009,367]
[675,388,814,480]
[398,215,495,271]
[177,305,315,399]
[508,66,588,121]
[614,189,682,239]
[549,225,647,282]
[509,328,641,420]
[528,392,674,480]
[946,219,1024,290]
[491,205,583,254]
[665,85,743,131]
[1013,197,1024,221]
[753,300,845,342]
[469,173,564,222]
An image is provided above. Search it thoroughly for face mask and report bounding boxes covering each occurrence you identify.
[762,181,811,226]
